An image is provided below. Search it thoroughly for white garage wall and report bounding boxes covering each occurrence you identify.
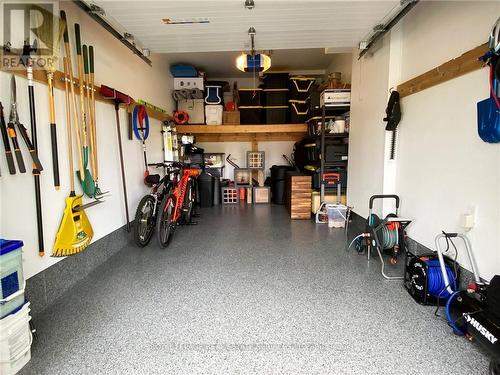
[348,1,500,280]
[326,53,353,83]
[395,1,500,280]
[347,35,391,217]
[0,1,173,278]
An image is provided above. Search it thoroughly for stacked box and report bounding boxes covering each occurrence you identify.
[285,173,312,219]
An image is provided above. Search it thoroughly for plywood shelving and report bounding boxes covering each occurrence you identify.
[175,124,307,142]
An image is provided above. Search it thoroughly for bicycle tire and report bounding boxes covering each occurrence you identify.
[183,179,196,223]
[133,195,156,247]
[156,193,176,248]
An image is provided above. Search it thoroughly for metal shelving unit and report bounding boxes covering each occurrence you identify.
[319,104,350,203]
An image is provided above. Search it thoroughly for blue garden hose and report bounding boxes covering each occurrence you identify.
[446,291,465,336]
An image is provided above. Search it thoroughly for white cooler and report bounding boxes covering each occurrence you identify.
[205,105,223,125]
[0,302,32,375]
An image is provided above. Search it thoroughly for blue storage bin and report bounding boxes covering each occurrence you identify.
[170,64,198,77]
[0,240,25,318]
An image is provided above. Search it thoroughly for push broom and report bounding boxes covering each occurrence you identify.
[52,57,93,257]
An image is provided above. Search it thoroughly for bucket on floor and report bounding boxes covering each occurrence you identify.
[326,204,347,228]
[0,240,25,318]
[0,301,32,375]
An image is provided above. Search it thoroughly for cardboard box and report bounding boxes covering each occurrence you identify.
[320,89,351,107]
[223,111,240,125]
[174,77,204,90]
[177,99,205,124]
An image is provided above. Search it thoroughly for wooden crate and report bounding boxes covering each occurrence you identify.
[223,111,240,124]
[286,174,312,219]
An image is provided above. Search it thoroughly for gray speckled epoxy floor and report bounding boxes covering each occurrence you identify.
[21,205,488,375]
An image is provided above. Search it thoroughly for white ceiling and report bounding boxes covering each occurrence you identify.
[94,0,400,53]
[165,49,349,77]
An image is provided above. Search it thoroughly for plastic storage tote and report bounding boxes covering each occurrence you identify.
[262,73,289,89]
[0,240,25,319]
[205,105,223,125]
[262,89,288,106]
[290,76,315,100]
[0,302,32,375]
[238,89,262,106]
[239,106,263,124]
[289,100,310,123]
[264,106,288,124]
[326,204,347,228]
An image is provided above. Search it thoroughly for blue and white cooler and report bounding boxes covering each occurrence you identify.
[0,240,25,318]
[0,240,32,374]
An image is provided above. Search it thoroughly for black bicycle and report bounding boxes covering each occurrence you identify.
[133,163,175,247]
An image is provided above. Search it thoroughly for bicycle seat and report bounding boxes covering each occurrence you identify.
[144,174,161,185]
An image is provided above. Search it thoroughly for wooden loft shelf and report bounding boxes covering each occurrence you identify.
[176,124,307,142]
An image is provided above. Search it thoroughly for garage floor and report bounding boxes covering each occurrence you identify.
[21,205,488,374]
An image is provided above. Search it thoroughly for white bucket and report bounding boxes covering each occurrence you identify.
[0,302,32,375]
[326,204,347,228]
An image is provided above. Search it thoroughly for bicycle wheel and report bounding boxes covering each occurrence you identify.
[156,193,176,248]
[182,178,196,223]
[133,195,156,247]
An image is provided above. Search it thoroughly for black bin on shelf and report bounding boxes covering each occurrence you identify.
[263,89,288,106]
[198,172,215,207]
[239,106,263,124]
[264,106,288,124]
[289,100,310,123]
[238,89,262,106]
[290,76,315,100]
[270,165,294,204]
[262,73,290,89]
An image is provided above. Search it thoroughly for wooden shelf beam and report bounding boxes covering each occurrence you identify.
[176,124,307,142]
[397,43,489,98]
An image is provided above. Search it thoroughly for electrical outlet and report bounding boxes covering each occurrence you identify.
[460,207,476,231]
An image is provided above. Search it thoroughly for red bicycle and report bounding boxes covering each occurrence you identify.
[156,162,200,247]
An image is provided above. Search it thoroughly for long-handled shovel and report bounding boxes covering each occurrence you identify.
[53,57,93,257]
[74,24,95,197]
[100,85,132,231]
[22,43,44,256]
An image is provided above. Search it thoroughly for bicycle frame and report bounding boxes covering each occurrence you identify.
[167,167,200,223]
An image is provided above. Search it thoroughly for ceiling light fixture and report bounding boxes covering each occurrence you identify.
[236,27,271,72]
[244,0,255,10]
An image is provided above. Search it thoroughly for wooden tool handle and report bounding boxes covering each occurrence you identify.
[75,23,82,55]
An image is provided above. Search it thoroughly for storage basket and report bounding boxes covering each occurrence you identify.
[263,89,288,106]
[264,106,288,124]
[253,186,270,204]
[0,302,32,375]
[326,204,347,228]
[289,100,310,123]
[0,240,25,319]
[234,168,251,185]
[222,187,239,204]
[247,151,265,170]
[238,89,262,106]
[239,106,263,124]
[262,73,289,89]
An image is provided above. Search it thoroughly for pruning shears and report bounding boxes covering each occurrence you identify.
[9,75,43,173]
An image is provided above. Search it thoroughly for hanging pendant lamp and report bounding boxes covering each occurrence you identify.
[236,27,271,72]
